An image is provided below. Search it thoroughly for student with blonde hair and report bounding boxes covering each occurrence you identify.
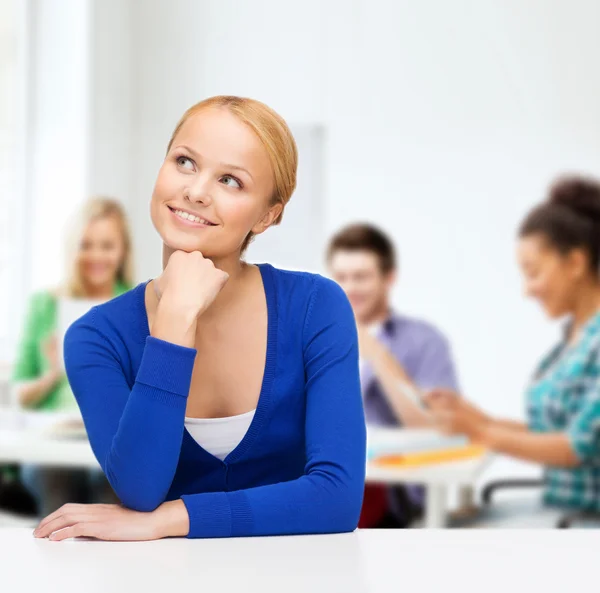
[34,96,366,541]
[11,196,134,516]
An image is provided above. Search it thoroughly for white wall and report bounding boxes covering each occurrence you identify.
[125,0,600,430]
[28,0,91,290]
[89,0,133,201]
[27,0,133,292]
[21,0,600,432]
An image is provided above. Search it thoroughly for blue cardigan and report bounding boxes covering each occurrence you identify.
[64,264,366,538]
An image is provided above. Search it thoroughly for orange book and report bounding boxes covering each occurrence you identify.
[373,444,486,468]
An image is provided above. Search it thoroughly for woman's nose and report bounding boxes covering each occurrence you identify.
[186,174,213,205]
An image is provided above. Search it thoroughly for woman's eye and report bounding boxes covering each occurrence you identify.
[176,156,194,170]
[220,175,241,189]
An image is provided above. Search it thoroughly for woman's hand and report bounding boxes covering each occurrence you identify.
[152,251,229,347]
[424,389,491,441]
[155,250,229,315]
[42,335,62,374]
[33,500,189,542]
[16,335,63,407]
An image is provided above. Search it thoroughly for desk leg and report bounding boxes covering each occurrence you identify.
[424,485,447,528]
[458,485,475,509]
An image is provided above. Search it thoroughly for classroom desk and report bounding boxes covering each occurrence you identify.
[2,527,597,593]
[366,428,490,528]
[0,426,489,528]
[0,428,97,468]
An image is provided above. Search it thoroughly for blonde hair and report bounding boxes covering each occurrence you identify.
[63,197,134,297]
[167,96,298,251]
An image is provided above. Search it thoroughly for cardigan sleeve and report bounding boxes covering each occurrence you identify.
[64,310,197,511]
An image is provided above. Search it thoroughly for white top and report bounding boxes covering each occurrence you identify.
[184,409,256,460]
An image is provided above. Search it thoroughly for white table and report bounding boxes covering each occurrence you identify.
[0,426,489,528]
[366,428,490,528]
[2,528,598,593]
[0,429,98,468]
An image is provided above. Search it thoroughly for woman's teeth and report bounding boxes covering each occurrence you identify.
[173,209,213,225]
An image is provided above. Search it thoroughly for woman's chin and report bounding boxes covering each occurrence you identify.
[163,234,216,256]
[84,277,115,291]
[160,227,238,258]
[543,304,568,320]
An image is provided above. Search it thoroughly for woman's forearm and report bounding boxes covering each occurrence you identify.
[492,418,529,432]
[16,370,62,408]
[481,424,580,467]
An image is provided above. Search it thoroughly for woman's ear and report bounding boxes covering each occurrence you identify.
[568,248,592,281]
[252,203,283,236]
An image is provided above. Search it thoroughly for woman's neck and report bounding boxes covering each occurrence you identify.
[570,280,600,338]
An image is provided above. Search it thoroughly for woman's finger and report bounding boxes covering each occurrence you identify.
[35,512,93,539]
[431,409,457,431]
[49,522,101,542]
[36,503,83,532]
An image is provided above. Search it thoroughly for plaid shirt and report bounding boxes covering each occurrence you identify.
[527,311,600,510]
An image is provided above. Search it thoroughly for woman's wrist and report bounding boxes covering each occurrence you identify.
[151,299,199,348]
[475,417,497,445]
[153,499,190,538]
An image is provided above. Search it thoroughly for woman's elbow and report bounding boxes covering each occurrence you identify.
[114,487,164,513]
[320,478,364,533]
[327,496,362,533]
[104,469,167,512]
[122,497,162,513]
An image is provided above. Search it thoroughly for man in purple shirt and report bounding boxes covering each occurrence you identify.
[327,223,459,527]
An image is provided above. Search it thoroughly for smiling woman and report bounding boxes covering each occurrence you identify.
[35,96,366,542]
[426,175,600,527]
[153,95,296,257]
[11,197,134,517]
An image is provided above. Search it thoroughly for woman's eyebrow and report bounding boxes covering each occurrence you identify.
[219,163,253,180]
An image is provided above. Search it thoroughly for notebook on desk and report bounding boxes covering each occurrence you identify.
[367,430,469,460]
[367,429,486,467]
[372,444,487,468]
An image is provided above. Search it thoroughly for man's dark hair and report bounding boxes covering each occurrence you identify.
[327,223,397,274]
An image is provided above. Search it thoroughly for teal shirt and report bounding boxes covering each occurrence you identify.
[11,282,130,411]
[527,311,600,510]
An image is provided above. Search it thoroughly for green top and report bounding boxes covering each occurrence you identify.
[11,282,130,411]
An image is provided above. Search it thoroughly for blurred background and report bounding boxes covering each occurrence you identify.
[1,0,600,529]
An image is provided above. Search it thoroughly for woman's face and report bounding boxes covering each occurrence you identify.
[517,234,587,318]
[151,107,279,257]
[78,216,126,289]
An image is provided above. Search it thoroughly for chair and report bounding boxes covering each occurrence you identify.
[482,478,600,528]
[0,466,38,517]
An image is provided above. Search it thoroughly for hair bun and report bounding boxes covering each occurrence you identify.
[549,175,600,225]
